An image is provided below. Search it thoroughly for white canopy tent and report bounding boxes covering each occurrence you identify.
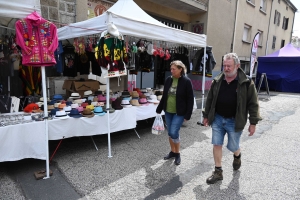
[0,0,41,29]
[58,0,208,122]
[58,0,206,47]
[0,0,51,179]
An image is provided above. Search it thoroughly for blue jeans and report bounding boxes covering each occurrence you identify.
[211,113,242,152]
[164,111,185,143]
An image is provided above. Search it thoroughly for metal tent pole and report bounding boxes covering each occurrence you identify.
[41,66,50,179]
[198,46,206,126]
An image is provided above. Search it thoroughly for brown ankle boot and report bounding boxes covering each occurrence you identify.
[206,169,223,184]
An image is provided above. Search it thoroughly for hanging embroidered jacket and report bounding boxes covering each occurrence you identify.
[192,46,216,77]
[15,11,58,67]
[97,32,128,71]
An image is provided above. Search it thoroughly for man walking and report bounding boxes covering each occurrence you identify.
[202,53,261,184]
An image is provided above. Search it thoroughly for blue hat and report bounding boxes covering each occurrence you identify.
[66,101,72,106]
[50,108,59,116]
[53,94,63,100]
[68,109,82,118]
[94,106,105,116]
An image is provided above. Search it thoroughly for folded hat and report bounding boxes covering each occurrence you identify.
[131,91,139,98]
[84,90,93,96]
[81,102,88,108]
[73,99,82,104]
[87,96,94,101]
[58,103,66,109]
[130,99,140,106]
[54,110,69,119]
[71,103,79,109]
[122,97,131,101]
[139,98,149,106]
[68,109,82,118]
[121,99,132,108]
[91,101,98,106]
[86,104,95,111]
[24,103,40,113]
[93,97,98,102]
[53,94,63,100]
[50,108,59,116]
[98,95,106,102]
[54,103,61,108]
[103,104,115,113]
[82,108,95,118]
[94,90,102,95]
[112,98,123,110]
[69,93,81,99]
[76,106,84,113]
[121,91,131,98]
[93,107,105,116]
[63,106,72,113]
[98,102,105,107]
[148,95,160,104]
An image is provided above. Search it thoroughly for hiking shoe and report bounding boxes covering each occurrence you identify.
[206,169,223,184]
[174,153,181,165]
[164,151,175,160]
[233,153,241,170]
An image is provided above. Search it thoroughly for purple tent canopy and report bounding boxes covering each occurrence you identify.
[264,43,300,57]
[297,47,300,51]
[257,43,300,93]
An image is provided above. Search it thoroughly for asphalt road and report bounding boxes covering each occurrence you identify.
[0,91,300,200]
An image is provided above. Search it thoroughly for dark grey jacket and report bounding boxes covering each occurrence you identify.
[202,68,262,131]
[156,75,194,120]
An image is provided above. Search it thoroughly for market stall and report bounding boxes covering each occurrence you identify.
[57,0,207,135]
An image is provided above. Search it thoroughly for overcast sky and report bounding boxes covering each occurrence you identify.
[291,0,300,37]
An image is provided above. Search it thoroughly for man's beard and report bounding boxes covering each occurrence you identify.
[224,68,237,78]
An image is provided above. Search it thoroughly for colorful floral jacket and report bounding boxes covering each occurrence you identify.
[16,12,58,67]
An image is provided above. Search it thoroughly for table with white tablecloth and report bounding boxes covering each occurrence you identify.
[0,103,164,162]
[48,107,137,140]
[0,121,47,162]
[136,104,164,121]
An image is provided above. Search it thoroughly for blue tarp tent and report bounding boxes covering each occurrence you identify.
[257,44,300,93]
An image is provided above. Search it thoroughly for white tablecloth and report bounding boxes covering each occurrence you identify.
[48,107,137,140]
[136,103,164,121]
[0,121,47,162]
[0,104,163,162]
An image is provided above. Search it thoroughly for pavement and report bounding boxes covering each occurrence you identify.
[1,90,300,200]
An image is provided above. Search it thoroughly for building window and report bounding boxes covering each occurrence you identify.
[258,30,263,46]
[272,36,276,49]
[281,40,285,48]
[286,6,288,10]
[260,0,266,11]
[282,17,289,30]
[278,0,280,3]
[243,24,251,42]
[274,10,281,26]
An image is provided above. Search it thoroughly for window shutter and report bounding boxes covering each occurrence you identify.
[274,10,277,24]
[277,13,281,26]
[282,17,286,29]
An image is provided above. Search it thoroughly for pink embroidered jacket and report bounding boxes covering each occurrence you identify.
[15,12,58,67]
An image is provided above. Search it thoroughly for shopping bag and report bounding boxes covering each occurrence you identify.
[193,97,197,112]
[152,114,165,135]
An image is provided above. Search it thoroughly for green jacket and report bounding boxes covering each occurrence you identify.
[202,68,262,132]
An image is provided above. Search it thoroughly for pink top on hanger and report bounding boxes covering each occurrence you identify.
[15,11,58,67]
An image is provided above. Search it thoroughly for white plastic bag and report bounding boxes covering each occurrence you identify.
[193,97,197,112]
[152,114,165,135]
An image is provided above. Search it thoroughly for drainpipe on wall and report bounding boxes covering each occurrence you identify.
[74,0,77,23]
[265,0,273,55]
[231,0,239,53]
[290,11,295,43]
